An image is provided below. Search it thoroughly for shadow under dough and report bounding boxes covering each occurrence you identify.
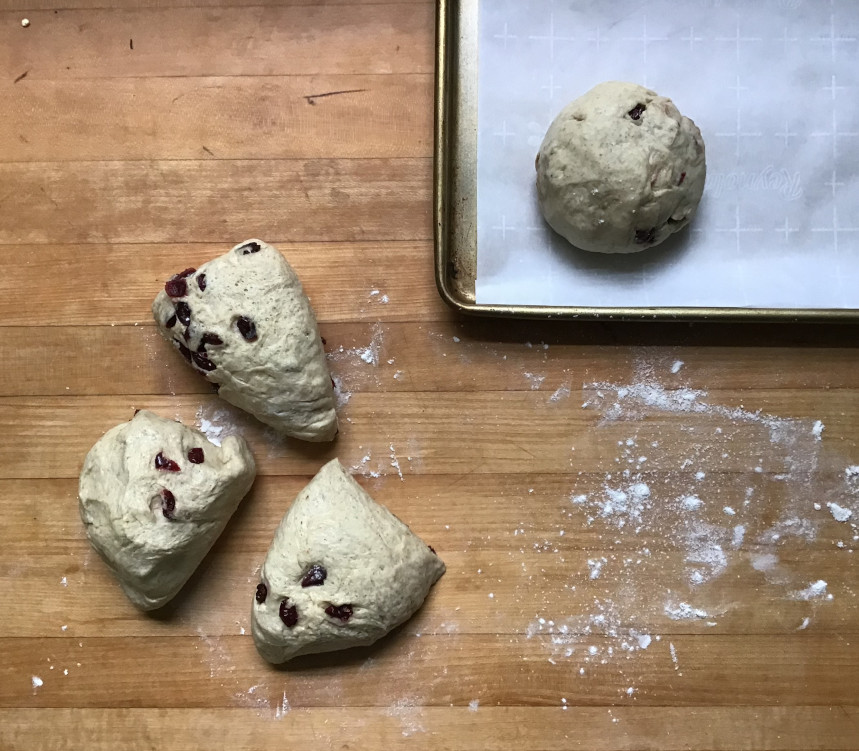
[541,216,695,281]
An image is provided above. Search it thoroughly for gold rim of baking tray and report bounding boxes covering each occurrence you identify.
[433,0,858,323]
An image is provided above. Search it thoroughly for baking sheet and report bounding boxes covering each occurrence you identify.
[476,0,859,309]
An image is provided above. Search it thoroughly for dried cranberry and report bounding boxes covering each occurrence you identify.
[187,447,204,464]
[165,279,187,297]
[165,314,177,329]
[279,600,299,627]
[177,342,192,362]
[236,316,258,342]
[183,327,191,342]
[192,351,216,371]
[197,273,207,291]
[239,241,261,255]
[155,452,181,472]
[255,582,267,604]
[201,333,223,346]
[301,564,327,588]
[175,268,196,279]
[678,172,687,186]
[175,302,191,326]
[634,227,657,245]
[628,103,646,120]
[133,408,141,416]
[428,545,437,555]
[161,489,176,520]
[325,604,353,622]
[320,336,327,345]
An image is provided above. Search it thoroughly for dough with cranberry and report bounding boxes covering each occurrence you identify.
[251,459,445,664]
[79,410,256,610]
[536,81,706,253]
[152,239,338,442]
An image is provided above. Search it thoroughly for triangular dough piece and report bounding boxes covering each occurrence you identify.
[251,459,445,663]
[79,410,256,610]
[152,239,337,442]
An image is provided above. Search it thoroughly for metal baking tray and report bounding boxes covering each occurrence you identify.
[433,0,858,322]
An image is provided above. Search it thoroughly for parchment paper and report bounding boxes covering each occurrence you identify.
[476,0,859,309]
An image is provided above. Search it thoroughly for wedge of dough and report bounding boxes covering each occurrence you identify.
[152,239,338,442]
[252,459,445,664]
[79,410,256,610]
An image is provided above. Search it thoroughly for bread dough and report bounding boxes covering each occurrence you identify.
[536,81,706,254]
[152,239,338,442]
[79,410,256,610]
[251,459,445,664]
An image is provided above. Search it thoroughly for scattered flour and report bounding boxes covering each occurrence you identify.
[369,290,390,304]
[587,557,607,579]
[751,553,779,572]
[389,444,404,482]
[550,384,571,402]
[670,360,684,374]
[275,692,290,719]
[349,447,382,479]
[681,495,702,511]
[812,420,824,440]
[385,698,426,737]
[31,676,43,690]
[827,502,853,522]
[328,322,385,368]
[664,601,710,621]
[468,699,479,711]
[792,580,830,601]
[524,372,546,390]
[684,523,728,585]
[331,374,352,409]
[194,404,245,447]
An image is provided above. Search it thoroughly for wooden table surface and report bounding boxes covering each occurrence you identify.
[1,2,858,749]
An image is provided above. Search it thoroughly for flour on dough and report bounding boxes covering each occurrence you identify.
[536,81,706,254]
[79,410,256,610]
[152,239,338,442]
[251,459,445,664]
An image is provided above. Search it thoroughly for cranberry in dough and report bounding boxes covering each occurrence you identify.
[152,239,338,442]
[536,81,706,253]
[78,410,256,610]
[251,460,445,664]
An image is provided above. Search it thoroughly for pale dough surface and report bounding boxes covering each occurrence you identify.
[536,81,706,254]
[252,459,445,664]
[152,239,337,442]
[79,410,256,610]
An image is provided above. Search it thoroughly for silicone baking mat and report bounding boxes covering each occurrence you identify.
[475,0,859,309]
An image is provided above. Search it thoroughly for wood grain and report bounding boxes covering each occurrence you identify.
[4,323,859,394]
[2,477,856,639]
[0,5,433,78]
[0,242,444,325]
[2,707,856,751]
[0,159,431,244]
[2,634,857,708]
[2,391,858,478]
[2,76,433,161]
[1,1,857,749]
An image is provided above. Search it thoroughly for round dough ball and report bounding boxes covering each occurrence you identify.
[536,81,706,254]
